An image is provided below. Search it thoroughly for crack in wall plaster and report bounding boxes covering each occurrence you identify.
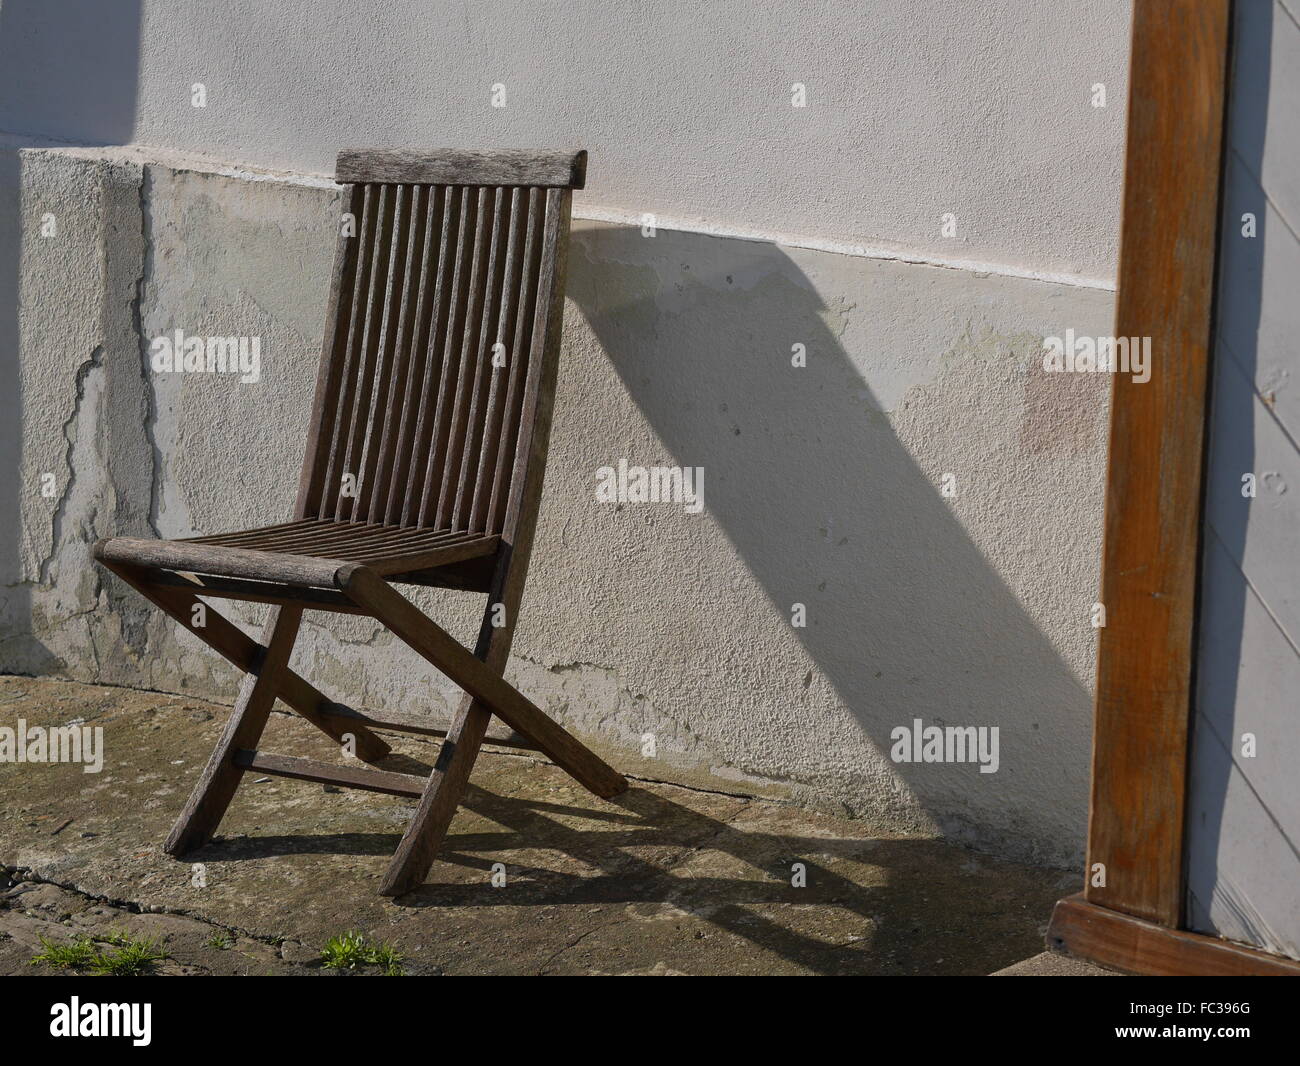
[36,347,103,586]
[134,165,165,539]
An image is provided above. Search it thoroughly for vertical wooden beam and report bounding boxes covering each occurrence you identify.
[1084,0,1231,926]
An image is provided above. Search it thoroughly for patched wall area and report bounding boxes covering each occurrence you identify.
[1,145,1113,868]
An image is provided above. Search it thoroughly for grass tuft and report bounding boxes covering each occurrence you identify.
[29,934,97,969]
[320,930,405,975]
[89,936,167,976]
[30,931,167,975]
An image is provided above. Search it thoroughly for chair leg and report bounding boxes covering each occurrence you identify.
[378,695,492,896]
[107,561,391,763]
[165,606,305,855]
[341,565,627,798]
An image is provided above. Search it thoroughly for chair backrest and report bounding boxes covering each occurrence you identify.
[296,149,585,544]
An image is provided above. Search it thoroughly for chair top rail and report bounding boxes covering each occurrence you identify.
[336,148,586,189]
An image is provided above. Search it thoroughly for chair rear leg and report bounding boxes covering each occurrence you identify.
[378,694,492,896]
[166,606,305,855]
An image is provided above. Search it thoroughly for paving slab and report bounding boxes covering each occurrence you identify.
[1,675,1077,976]
[991,951,1121,976]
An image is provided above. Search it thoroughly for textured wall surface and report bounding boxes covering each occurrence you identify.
[1,145,1114,866]
[0,0,1129,283]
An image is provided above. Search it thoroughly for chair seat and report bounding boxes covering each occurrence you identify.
[95,520,501,589]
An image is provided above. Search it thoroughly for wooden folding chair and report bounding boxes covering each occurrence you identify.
[94,148,626,896]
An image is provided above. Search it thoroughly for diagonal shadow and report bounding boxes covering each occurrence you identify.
[563,222,1098,861]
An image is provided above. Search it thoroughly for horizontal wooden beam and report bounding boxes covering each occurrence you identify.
[336,148,587,189]
[1048,895,1300,976]
[316,702,539,750]
[147,570,369,614]
[233,749,427,798]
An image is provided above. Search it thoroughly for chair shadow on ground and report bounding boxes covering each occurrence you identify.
[205,766,1064,975]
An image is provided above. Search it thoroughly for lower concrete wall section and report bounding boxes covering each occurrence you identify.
[0,143,1115,867]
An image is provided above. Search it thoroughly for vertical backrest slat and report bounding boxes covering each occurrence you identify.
[299,149,582,550]
[501,187,565,537]
[434,187,496,529]
[398,185,458,527]
[451,188,511,531]
[334,183,396,520]
[319,183,377,516]
[486,187,547,534]
[383,184,442,526]
[296,182,362,519]
[366,184,429,523]
[354,184,414,522]
[416,185,478,526]
[468,187,526,532]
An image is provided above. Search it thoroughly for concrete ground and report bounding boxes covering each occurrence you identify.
[991,951,1118,976]
[1,675,1082,976]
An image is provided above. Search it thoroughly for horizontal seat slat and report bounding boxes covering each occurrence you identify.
[233,749,427,798]
[96,537,348,588]
[96,522,500,590]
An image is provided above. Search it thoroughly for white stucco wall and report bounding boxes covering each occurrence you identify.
[0,0,1130,283]
[0,1,1130,867]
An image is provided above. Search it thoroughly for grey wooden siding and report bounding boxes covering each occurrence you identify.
[1187,0,1300,959]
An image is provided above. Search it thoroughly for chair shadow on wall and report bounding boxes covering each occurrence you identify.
[561,222,1096,856]
[0,0,142,673]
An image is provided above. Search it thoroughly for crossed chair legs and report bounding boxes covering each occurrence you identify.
[103,559,627,896]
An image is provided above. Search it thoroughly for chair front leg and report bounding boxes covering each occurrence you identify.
[106,561,391,763]
[165,606,305,855]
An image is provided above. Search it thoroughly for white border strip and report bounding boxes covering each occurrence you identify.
[575,205,1117,292]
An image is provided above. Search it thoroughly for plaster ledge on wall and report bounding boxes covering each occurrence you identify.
[5,136,1117,293]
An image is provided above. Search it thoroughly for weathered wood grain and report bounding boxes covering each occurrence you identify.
[1048,895,1300,976]
[337,148,587,189]
[1085,0,1231,927]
